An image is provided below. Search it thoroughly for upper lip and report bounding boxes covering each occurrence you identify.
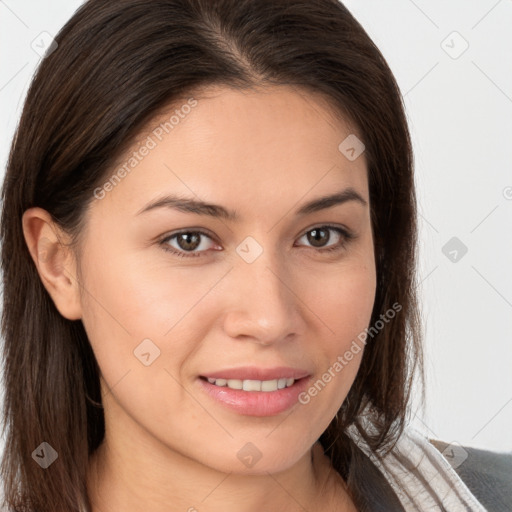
[200,366,311,381]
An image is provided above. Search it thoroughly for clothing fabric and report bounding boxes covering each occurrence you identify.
[428,439,512,512]
[348,423,487,511]
[345,408,507,512]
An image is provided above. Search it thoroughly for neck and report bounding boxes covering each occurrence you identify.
[86,433,354,512]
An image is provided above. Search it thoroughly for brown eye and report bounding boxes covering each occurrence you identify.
[175,232,201,251]
[296,225,354,253]
[306,227,331,248]
[160,230,219,258]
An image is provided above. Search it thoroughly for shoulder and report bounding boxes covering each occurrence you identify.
[429,438,512,512]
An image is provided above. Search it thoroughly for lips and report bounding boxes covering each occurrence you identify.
[200,366,310,381]
[197,366,312,416]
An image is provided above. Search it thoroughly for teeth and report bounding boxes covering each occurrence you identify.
[227,379,243,390]
[205,377,296,391]
[261,379,278,391]
[243,379,261,391]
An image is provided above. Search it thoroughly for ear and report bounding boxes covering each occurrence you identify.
[22,207,82,320]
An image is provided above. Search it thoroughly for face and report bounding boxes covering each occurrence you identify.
[76,85,376,474]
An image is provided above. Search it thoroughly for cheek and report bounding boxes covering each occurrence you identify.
[309,258,377,345]
[77,244,221,382]
[282,260,376,449]
[304,259,376,391]
[79,239,183,332]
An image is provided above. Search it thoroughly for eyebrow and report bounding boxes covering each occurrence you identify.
[136,187,367,221]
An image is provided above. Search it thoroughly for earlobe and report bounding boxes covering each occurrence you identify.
[21,207,83,320]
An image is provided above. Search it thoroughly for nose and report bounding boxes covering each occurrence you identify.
[222,251,304,346]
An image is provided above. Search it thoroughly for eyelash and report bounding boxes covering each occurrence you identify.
[158,225,355,259]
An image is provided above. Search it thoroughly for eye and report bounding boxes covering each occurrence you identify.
[295,225,354,253]
[159,225,355,258]
[159,230,220,258]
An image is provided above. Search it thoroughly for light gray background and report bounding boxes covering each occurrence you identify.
[1,0,511,453]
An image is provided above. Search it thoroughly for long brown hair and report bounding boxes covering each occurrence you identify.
[0,0,423,510]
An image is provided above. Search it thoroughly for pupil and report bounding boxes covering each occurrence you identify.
[178,233,200,251]
[308,228,329,247]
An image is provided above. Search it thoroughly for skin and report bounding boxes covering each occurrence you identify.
[23,84,376,511]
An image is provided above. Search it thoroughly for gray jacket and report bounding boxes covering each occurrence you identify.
[350,437,512,511]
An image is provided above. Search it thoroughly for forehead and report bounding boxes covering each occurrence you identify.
[97,84,368,218]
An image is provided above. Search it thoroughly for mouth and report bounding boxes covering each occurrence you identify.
[200,376,297,392]
[197,367,312,416]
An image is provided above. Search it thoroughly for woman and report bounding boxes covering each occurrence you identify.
[0,0,504,510]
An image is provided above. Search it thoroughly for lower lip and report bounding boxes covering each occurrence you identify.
[197,377,311,416]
